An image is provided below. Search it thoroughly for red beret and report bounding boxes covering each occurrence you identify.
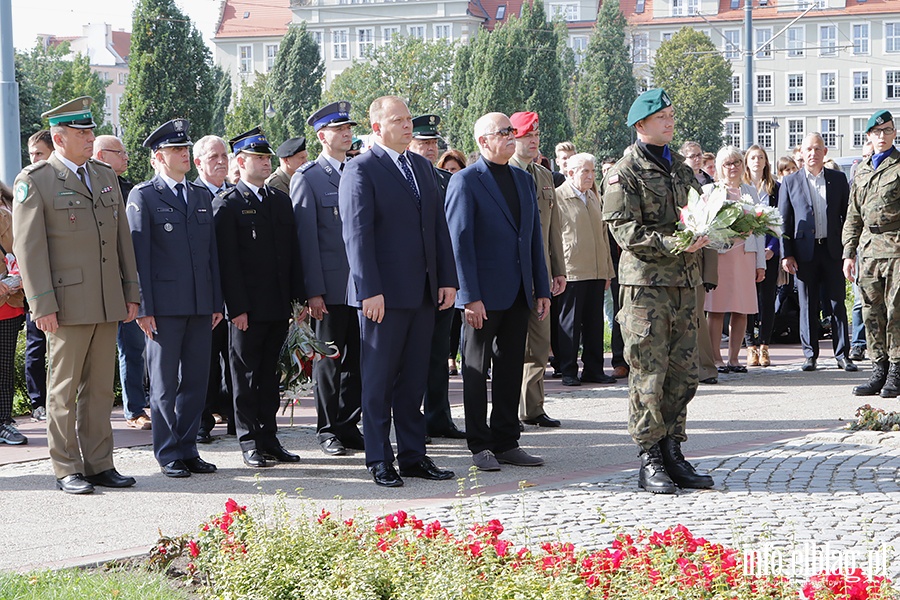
[510,111,539,138]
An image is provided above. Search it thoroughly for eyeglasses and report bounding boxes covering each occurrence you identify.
[103,149,129,156]
[685,153,702,160]
[722,161,743,168]
[485,127,518,137]
[870,127,896,137]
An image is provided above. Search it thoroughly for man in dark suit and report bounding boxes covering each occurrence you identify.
[445,112,552,472]
[214,127,305,468]
[292,101,364,457]
[192,135,235,443]
[339,95,458,487]
[127,119,223,477]
[408,113,467,441]
[779,132,856,373]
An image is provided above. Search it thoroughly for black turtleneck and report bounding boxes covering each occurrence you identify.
[484,157,520,225]
[638,140,671,172]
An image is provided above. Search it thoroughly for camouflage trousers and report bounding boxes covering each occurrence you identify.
[617,285,700,450]
[858,256,900,362]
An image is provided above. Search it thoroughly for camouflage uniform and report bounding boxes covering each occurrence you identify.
[842,147,900,363]
[602,146,702,450]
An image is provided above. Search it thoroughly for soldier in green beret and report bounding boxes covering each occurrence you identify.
[602,89,714,494]
[842,109,900,398]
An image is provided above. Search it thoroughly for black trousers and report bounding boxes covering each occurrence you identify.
[424,305,456,435]
[313,303,362,444]
[558,279,607,379]
[746,254,780,346]
[229,320,289,452]
[0,315,24,422]
[200,319,234,436]
[462,292,530,455]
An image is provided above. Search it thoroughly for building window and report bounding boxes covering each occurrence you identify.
[662,31,673,42]
[787,27,804,58]
[724,29,741,60]
[886,22,900,53]
[787,119,805,150]
[853,23,869,55]
[332,29,349,60]
[265,44,278,72]
[632,32,649,64]
[819,25,836,56]
[728,75,741,104]
[757,121,774,150]
[571,36,588,64]
[853,118,868,147]
[238,45,252,73]
[117,72,127,85]
[819,71,836,103]
[887,70,900,100]
[433,24,451,41]
[755,27,772,59]
[408,25,425,40]
[853,70,870,101]
[357,28,374,57]
[312,31,323,55]
[788,73,805,103]
[725,121,741,148]
[821,118,837,148]
[757,73,773,104]
[383,27,399,44]
[639,76,651,92]
[548,2,580,21]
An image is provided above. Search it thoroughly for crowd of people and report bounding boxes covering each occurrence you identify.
[0,89,897,496]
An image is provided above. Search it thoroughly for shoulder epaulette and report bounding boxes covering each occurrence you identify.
[22,161,49,174]
[299,161,317,174]
[89,157,112,168]
[134,180,153,189]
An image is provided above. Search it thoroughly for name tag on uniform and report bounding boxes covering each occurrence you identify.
[58,191,76,196]
[197,208,208,213]
[242,209,257,215]
[324,192,337,196]
[157,207,174,212]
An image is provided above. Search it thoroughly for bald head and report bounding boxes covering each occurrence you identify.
[93,135,128,176]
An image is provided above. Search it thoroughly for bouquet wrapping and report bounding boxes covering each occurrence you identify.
[672,183,784,253]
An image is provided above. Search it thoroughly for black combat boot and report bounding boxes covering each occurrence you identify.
[659,437,714,489]
[638,444,676,494]
[880,362,900,398]
[853,360,888,396]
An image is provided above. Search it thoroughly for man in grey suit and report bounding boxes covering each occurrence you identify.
[292,101,365,456]
[127,119,224,478]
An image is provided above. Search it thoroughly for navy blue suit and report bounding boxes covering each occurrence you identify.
[445,156,550,456]
[339,144,457,469]
[778,167,851,360]
[126,175,223,466]
[292,156,363,446]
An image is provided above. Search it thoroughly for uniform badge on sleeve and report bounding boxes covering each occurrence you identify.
[15,181,28,203]
[608,174,619,185]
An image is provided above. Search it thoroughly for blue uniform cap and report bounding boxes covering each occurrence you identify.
[229,127,275,156]
[307,101,358,132]
[142,119,192,151]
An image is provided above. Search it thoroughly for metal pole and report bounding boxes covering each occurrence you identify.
[744,0,753,149]
[0,0,22,185]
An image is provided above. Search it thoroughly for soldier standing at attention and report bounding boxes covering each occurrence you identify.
[266,137,307,195]
[13,97,140,494]
[602,89,713,495]
[843,110,900,398]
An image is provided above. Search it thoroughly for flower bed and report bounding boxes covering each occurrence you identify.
[177,499,895,599]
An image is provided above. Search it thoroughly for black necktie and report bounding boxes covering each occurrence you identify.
[259,187,268,202]
[174,182,186,205]
[397,153,420,207]
[77,167,91,193]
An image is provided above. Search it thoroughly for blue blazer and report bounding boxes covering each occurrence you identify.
[339,144,458,309]
[126,175,222,317]
[291,156,350,306]
[445,156,550,311]
[778,167,849,263]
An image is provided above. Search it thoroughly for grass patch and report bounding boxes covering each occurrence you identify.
[0,567,194,600]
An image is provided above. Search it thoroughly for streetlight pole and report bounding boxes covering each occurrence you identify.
[0,0,22,186]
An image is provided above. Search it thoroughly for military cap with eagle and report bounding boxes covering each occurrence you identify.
[412,114,443,140]
[42,96,96,129]
[229,127,275,156]
[143,119,193,151]
[307,101,358,132]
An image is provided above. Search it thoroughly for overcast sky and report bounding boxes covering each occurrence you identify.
[11,0,220,52]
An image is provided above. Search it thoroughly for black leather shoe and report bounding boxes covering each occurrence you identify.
[56,473,94,495]
[341,433,366,450]
[849,347,866,361]
[561,375,581,386]
[85,468,136,488]
[320,437,346,456]
[262,443,301,463]
[836,357,858,372]
[580,373,616,384]
[241,450,270,468]
[196,431,214,444]
[801,358,817,372]
[522,414,561,428]
[518,421,525,432]
[638,445,676,494]
[854,360,888,396]
[183,457,217,474]
[658,437,714,489]
[399,456,455,480]
[430,426,467,439]
[160,460,191,478]
[368,461,403,487]
[700,377,718,385]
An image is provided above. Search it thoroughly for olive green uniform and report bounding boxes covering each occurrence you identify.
[842,147,900,363]
[265,167,292,196]
[12,154,140,478]
[602,146,702,450]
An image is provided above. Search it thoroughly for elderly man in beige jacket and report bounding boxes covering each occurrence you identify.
[555,153,616,387]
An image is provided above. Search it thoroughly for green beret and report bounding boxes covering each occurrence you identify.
[866,110,893,132]
[627,88,673,127]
